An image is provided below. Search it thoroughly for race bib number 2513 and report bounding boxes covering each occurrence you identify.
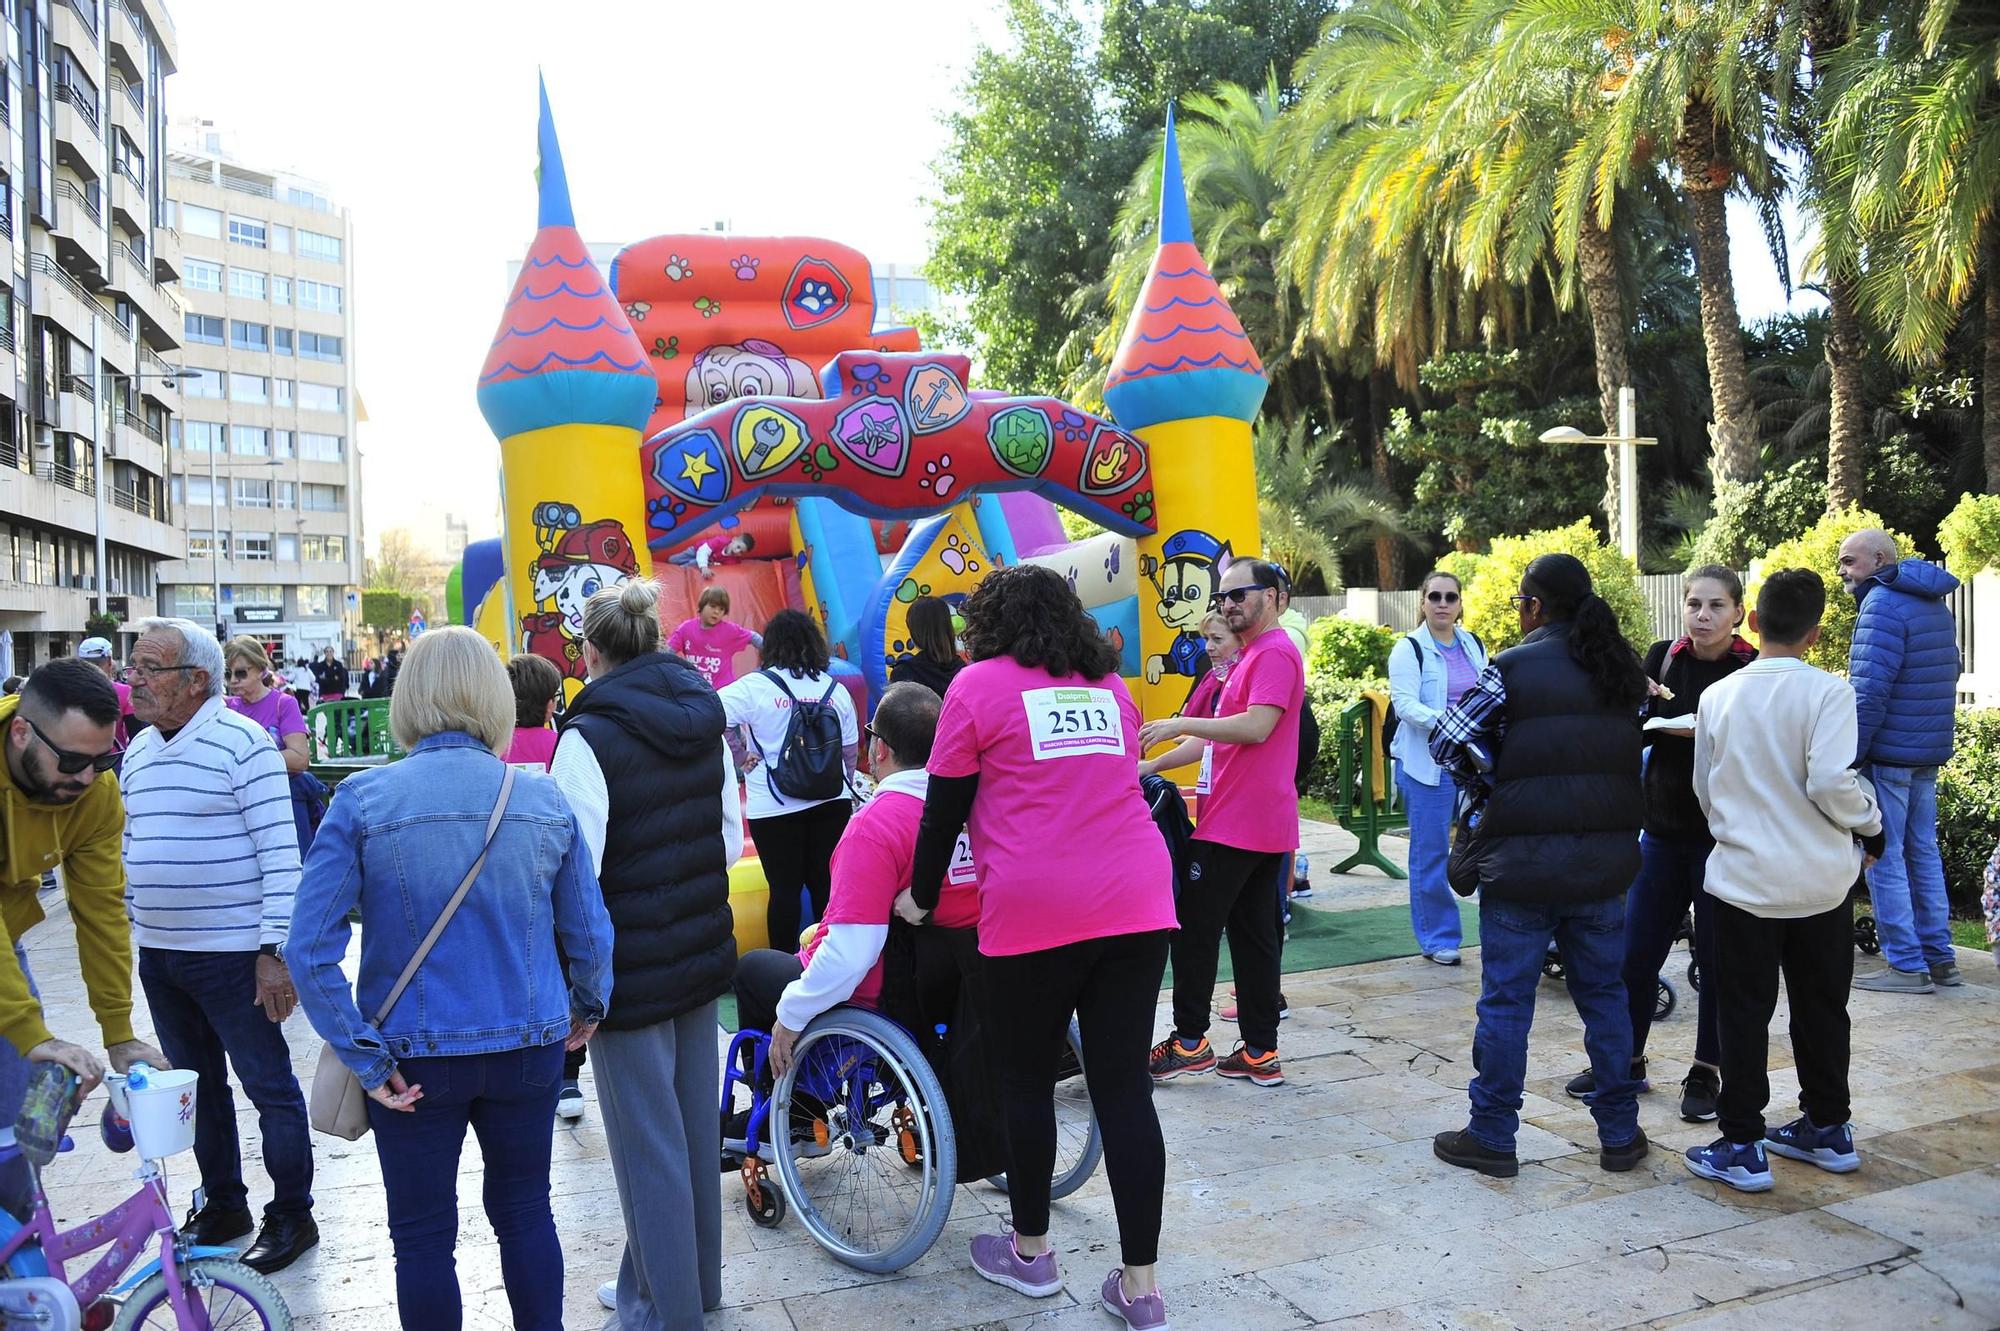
[1022,687,1125,761]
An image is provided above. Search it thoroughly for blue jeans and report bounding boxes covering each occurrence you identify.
[1864,765,1953,973]
[1469,896,1638,1152]
[1398,771,1462,954]
[368,1044,565,1331]
[1621,834,1718,1067]
[137,948,313,1217]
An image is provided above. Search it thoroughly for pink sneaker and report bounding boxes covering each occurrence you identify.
[1100,1268,1169,1329]
[970,1230,1062,1297]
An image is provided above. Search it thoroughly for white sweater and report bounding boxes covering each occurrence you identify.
[1694,658,1882,918]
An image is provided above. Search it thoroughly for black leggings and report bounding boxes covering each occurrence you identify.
[979,930,1170,1267]
[750,800,852,950]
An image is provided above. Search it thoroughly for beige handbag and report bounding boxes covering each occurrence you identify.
[310,766,516,1140]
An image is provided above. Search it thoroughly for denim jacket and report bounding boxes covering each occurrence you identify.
[291,732,614,1089]
[1388,625,1490,787]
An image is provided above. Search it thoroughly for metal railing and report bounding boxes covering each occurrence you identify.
[56,179,101,226]
[142,348,178,381]
[120,77,142,114]
[110,486,153,518]
[33,461,94,496]
[105,303,132,335]
[122,409,161,442]
[0,210,12,240]
[31,254,95,307]
[111,155,145,191]
[220,174,273,200]
[62,0,99,40]
[54,84,99,136]
[0,327,15,353]
[0,99,11,128]
[62,373,95,403]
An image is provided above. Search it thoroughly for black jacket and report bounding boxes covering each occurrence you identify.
[1471,624,1644,904]
[561,651,733,1030]
[888,652,964,699]
[1639,638,1755,842]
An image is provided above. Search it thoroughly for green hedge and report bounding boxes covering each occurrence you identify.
[1306,615,1397,682]
[1748,507,1918,674]
[1304,672,1385,803]
[1939,708,2000,918]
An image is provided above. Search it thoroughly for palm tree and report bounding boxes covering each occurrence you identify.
[1254,419,1415,589]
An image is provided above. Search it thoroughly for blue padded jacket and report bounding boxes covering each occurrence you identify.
[1849,558,1960,767]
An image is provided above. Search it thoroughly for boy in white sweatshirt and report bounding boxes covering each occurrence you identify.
[1687,569,1884,1193]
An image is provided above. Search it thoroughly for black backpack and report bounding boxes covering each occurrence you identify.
[1294,696,1321,796]
[1141,772,1196,900]
[755,670,848,802]
[1381,631,1483,755]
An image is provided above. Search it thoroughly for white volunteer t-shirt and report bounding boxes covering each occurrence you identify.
[718,667,860,819]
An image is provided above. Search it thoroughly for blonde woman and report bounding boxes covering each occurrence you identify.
[291,626,614,1330]
[224,637,309,775]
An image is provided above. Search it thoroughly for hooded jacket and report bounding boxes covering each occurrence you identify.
[559,652,732,1030]
[1850,558,1960,767]
[0,694,136,1055]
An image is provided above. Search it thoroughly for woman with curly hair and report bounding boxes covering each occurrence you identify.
[898,564,1178,1331]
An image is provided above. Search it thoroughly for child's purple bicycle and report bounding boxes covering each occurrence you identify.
[0,1064,291,1330]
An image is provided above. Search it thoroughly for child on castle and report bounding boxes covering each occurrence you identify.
[669,586,764,773]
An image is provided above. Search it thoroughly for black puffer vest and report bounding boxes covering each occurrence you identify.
[1472,624,1643,904]
[561,651,733,1029]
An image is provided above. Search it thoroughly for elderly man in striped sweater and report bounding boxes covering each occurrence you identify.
[121,618,316,1274]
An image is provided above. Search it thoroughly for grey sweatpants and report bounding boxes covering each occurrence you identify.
[593,1001,723,1331]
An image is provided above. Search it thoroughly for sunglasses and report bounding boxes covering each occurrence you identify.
[228,667,263,681]
[1210,586,1271,608]
[21,715,119,775]
[1426,590,1460,605]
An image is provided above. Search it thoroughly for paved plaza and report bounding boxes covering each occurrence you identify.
[22,826,2000,1330]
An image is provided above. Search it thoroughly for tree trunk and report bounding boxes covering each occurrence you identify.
[1824,264,1867,510]
[1678,102,1758,488]
[1577,214,1630,534]
[1987,225,2000,493]
[1368,367,1398,587]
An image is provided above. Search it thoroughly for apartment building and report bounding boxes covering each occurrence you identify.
[0,0,185,672]
[157,117,360,661]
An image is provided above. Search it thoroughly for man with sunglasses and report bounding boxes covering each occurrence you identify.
[0,658,168,1216]
[1141,558,1304,1088]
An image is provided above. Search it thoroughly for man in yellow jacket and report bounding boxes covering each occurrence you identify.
[0,659,166,1210]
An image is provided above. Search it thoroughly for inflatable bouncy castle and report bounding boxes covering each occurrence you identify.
[461,89,1267,945]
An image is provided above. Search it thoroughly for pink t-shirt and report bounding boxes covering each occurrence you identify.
[504,726,560,770]
[1195,626,1304,853]
[796,786,980,1008]
[927,659,1176,957]
[111,680,135,750]
[227,689,307,750]
[669,617,758,689]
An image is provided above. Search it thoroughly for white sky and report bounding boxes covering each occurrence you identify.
[167,0,1810,559]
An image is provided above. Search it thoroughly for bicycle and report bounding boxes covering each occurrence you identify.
[0,1063,291,1330]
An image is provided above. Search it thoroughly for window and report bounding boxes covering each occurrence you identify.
[297,280,342,314]
[228,217,268,249]
[227,269,266,301]
[182,421,224,452]
[235,533,273,561]
[273,328,294,357]
[186,531,219,559]
[229,320,268,351]
[273,430,294,459]
[299,432,344,462]
[231,584,283,607]
[301,483,344,512]
[285,187,329,213]
[270,225,291,254]
[183,313,224,345]
[298,382,342,413]
[179,204,222,239]
[185,369,225,399]
[276,533,298,561]
[275,480,296,509]
[298,230,342,263]
[272,379,293,406]
[229,374,268,403]
[182,475,213,505]
[271,277,290,306]
[234,478,271,509]
[298,332,342,362]
[185,259,222,293]
[300,534,346,562]
[230,425,269,456]
[298,585,332,617]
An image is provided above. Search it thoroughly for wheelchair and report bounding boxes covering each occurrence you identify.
[721,1007,1102,1274]
[1539,909,1693,1020]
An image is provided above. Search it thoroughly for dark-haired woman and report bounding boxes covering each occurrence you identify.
[1427,552,1652,1180]
[897,564,1178,1330]
[1563,565,1754,1122]
[719,609,859,949]
[889,595,965,698]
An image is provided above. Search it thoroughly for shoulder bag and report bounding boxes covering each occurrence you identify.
[310,764,516,1140]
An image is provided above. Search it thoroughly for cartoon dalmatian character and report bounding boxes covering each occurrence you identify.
[683,339,820,416]
[520,503,641,688]
[1140,529,1231,707]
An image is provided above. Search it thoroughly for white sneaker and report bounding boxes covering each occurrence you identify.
[1426,949,1462,966]
[557,1080,585,1121]
[598,1279,617,1310]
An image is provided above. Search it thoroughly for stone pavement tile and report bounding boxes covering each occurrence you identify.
[1849,1073,2000,1133]
[1165,1110,1398,1174]
[787,1260,1070,1331]
[1347,1089,1572,1146]
[1397,1247,1709,1331]
[998,1272,1316,1330]
[1486,1181,1749,1268]
[1825,1165,2000,1248]
[1658,1263,1994,1330]
[1644,1208,1910,1304]
[1913,1237,2000,1326]
[1257,1226,1542,1324]
[1860,1109,2000,1179]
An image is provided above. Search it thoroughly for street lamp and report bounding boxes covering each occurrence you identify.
[1539,386,1655,562]
[94,366,198,623]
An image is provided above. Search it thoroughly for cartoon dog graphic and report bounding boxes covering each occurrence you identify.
[1141,529,1231,700]
[521,504,641,687]
[683,339,820,416]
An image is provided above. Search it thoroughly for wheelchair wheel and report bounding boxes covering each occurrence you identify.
[988,1019,1105,1202]
[1854,914,1881,956]
[1687,958,1701,992]
[1654,977,1676,1021]
[1541,940,1567,984]
[772,1008,955,1274]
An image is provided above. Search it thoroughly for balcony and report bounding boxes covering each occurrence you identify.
[140,348,181,408]
[30,255,98,341]
[109,77,144,140]
[59,375,97,440]
[152,225,181,284]
[110,160,147,231]
[107,244,182,352]
[53,0,100,58]
[109,485,156,519]
[130,0,177,74]
[33,459,95,497]
[51,85,101,159]
[49,180,108,273]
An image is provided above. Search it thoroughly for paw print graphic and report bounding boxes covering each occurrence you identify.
[794,279,836,315]
[1065,566,1080,594]
[623,301,651,323]
[647,496,689,532]
[649,335,681,362]
[800,443,841,483]
[1057,409,1089,444]
[664,255,693,282]
[1103,544,1121,580]
[1119,489,1155,524]
[939,533,981,576]
[795,544,814,570]
[848,363,889,398]
[894,576,933,603]
[693,297,721,319]
[885,638,919,668]
[918,455,957,500]
[729,255,760,281]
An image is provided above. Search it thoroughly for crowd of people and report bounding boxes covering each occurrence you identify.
[0,521,1980,1331]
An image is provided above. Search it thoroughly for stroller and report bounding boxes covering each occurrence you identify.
[1540,910,1690,1019]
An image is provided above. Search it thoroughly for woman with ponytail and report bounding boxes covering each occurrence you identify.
[1426,552,1651,1181]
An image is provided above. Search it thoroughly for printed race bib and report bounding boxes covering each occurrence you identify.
[947,832,977,885]
[1022,686,1125,761]
[1196,742,1214,795]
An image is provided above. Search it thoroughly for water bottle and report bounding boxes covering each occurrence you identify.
[102,1062,145,1154]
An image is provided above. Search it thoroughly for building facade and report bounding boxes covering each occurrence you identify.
[157,117,360,662]
[0,0,185,673]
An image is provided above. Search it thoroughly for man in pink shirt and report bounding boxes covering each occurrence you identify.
[77,637,136,762]
[1139,559,1303,1087]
